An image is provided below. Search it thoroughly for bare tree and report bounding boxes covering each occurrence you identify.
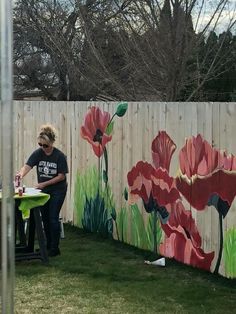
[13,0,236,101]
[14,0,132,100]
[111,0,236,100]
[14,0,84,100]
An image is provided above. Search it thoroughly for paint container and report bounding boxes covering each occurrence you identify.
[18,187,23,197]
[15,174,21,188]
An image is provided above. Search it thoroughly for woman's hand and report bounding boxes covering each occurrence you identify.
[15,171,23,180]
[35,182,46,190]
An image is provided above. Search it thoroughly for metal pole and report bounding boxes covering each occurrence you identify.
[1,0,14,312]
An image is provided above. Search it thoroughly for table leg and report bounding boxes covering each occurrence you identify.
[15,204,27,247]
[15,207,48,263]
[27,209,35,252]
[33,208,48,263]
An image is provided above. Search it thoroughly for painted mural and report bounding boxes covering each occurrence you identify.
[74,104,236,278]
[75,103,127,237]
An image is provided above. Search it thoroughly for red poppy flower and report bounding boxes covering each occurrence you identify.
[127,161,179,208]
[160,201,215,271]
[80,106,112,157]
[176,134,236,210]
[152,131,176,172]
[152,168,180,207]
[127,161,155,204]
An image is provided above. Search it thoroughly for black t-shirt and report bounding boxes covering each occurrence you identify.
[26,147,68,193]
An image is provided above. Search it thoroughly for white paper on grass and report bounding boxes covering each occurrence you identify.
[144,257,166,267]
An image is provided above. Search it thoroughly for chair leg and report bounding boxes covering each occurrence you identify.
[59,217,65,239]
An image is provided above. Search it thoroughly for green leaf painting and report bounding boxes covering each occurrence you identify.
[82,193,112,237]
[116,207,129,243]
[74,166,99,228]
[106,120,114,136]
[223,228,236,278]
[115,102,128,117]
[74,166,115,236]
[101,182,115,216]
[103,169,108,184]
[130,204,149,250]
[123,187,128,201]
[114,203,164,252]
[146,212,162,253]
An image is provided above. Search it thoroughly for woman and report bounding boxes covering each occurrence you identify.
[18,124,68,257]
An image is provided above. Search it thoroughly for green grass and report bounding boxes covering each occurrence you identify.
[15,225,236,314]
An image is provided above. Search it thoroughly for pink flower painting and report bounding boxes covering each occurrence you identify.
[176,134,236,211]
[81,106,112,157]
[160,201,214,271]
[176,134,236,273]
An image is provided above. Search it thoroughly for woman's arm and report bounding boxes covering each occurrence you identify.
[18,164,32,179]
[35,173,66,190]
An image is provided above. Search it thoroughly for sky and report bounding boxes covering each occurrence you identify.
[192,0,236,34]
[11,0,236,34]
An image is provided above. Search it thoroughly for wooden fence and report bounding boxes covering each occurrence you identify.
[10,101,236,278]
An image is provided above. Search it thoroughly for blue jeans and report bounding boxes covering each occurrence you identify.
[40,189,67,250]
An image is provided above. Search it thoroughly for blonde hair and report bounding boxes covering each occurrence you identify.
[38,124,56,143]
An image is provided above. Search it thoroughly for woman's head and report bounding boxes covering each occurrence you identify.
[37,124,56,153]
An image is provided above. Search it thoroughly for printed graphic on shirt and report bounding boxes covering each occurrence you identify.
[38,160,57,178]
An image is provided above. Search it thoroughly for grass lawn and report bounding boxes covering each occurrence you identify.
[15,224,236,314]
